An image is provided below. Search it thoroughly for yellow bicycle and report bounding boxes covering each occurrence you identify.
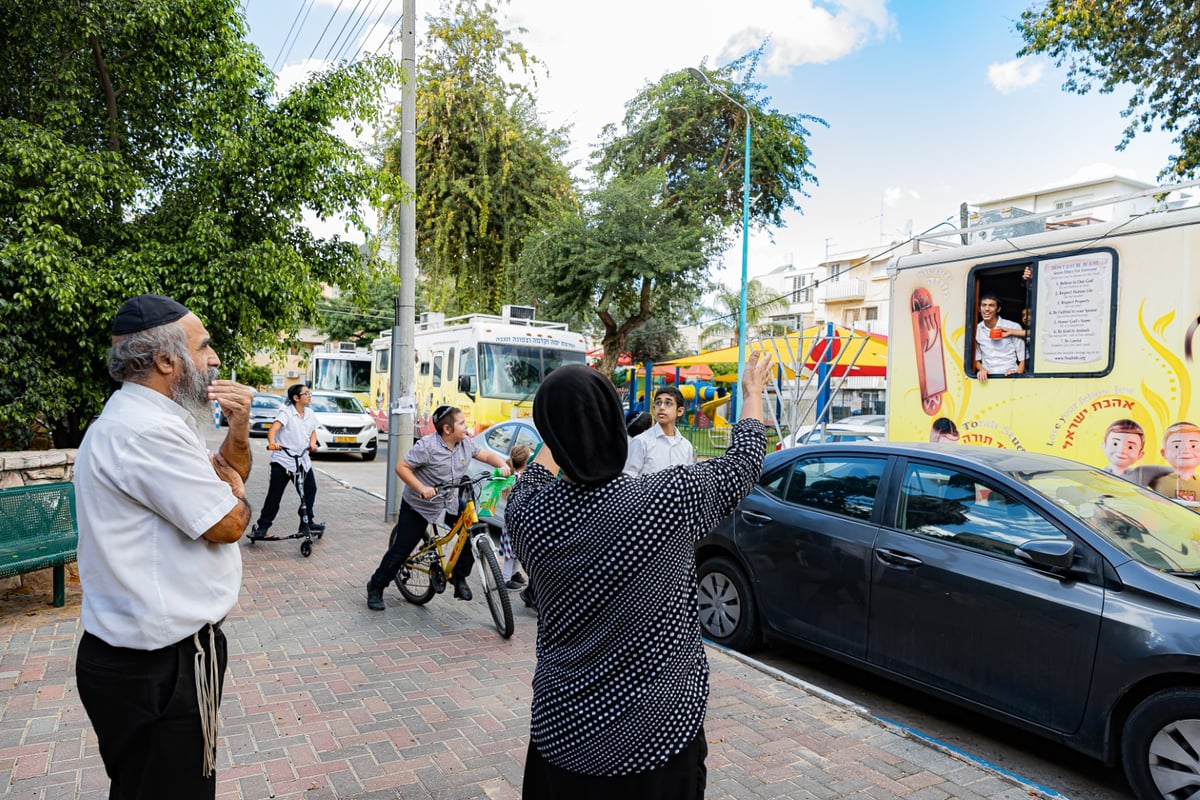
[390,474,514,638]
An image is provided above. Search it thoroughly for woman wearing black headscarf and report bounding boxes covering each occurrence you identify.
[505,352,773,799]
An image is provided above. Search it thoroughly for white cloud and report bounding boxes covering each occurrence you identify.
[883,186,919,207]
[987,58,1044,94]
[494,0,898,173]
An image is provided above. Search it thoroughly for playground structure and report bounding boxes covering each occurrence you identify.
[654,324,887,438]
[623,377,731,428]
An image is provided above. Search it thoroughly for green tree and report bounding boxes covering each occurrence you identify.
[234,364,274,390]
[318,266,402,347]
[379,0,576,315]
[594,47,824,237]
[625,317,683,364]
[525,47,821,374]
[519,170,708,376]
[699,279,789,349]
[1017,0,1200,177]
[0,0,399,448]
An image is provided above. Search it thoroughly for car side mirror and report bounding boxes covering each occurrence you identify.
[458,374,475,396]
[1015,539,1076,570]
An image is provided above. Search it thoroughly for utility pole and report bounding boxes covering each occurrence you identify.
[385,0,416,521]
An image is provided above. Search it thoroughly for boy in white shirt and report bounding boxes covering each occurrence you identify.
[624,386,695,476]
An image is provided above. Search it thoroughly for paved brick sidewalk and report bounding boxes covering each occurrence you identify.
[0,445,1054,799]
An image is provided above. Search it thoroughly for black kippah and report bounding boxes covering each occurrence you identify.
[111,294,190,335]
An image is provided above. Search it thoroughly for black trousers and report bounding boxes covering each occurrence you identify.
[522,725,708,800]
[76,628,228,800]
[255,461,316,534]
[368,500,474,589]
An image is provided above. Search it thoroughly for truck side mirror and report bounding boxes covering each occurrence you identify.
[458,374,476,396]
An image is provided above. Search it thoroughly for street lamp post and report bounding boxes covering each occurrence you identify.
[688,66,751,422]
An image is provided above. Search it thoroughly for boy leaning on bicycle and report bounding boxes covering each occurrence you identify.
[366,405,510,610]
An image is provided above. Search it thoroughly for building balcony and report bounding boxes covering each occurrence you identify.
[818,279,866,303]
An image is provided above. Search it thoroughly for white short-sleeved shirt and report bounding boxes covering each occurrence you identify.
[74,382,242,650]
[623,423,695,477]
[974,317,1026,375]
[269,403,318,471]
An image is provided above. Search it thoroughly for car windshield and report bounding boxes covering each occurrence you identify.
[252,396,282,409]
[477,344,585,401]
[311,395,365,414]
[1018,468,1200,573]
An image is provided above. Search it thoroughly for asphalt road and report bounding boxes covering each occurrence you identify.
[300,437,1131,800]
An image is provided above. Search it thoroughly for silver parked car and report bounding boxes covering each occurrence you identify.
[248,392,285,437]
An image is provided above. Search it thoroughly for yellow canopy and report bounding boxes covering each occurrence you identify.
[658,325,888,377]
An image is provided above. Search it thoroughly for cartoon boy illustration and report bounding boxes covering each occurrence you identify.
[1101,419,1145,478]
[1149,421,1200,502]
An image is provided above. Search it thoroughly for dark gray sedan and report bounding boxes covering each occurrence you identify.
[695,442,1200,800]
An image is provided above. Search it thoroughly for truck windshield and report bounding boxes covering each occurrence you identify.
[478,344,585,401]
[312,357,370,393]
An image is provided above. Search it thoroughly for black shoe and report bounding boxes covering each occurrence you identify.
[308,520,326,533]
[505,577,526,590]
[248,525,267,541]
[519,587,537,610]
[453,580,473,602]
[366,583,385,611]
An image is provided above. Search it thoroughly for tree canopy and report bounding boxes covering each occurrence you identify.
[0,0,399,447]
[1018,0,1200,177]
[594,48,824,237]
[518,170,710,375]
[380,0,576,315]
[521,48,822,372]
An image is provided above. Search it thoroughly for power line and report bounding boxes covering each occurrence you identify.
[277,0,316,71]
[307,0,347,63]
[362,10,404,60]
[323,0,369,63]
[337,0,388,63]
[271,0,307,72]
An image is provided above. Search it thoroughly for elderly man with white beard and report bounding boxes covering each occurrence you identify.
[73,293,253,800]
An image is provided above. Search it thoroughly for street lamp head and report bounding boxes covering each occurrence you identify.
[686,67,708,83]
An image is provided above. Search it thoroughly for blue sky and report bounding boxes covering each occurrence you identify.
[241,0,1176,289]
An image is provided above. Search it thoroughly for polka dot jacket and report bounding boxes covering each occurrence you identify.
[506,418,767,777]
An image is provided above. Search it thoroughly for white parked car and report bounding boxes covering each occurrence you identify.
[776,415,886,450]
[309,391,378,461]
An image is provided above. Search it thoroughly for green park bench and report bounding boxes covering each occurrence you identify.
[0,482,78,607]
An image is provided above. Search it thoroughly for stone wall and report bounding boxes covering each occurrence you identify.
[0,449,78,597]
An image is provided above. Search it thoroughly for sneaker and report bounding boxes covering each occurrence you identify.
[505,577,526,590]
[519,587,537,611]
[248,525,267,540]
[308,520,326,533]
[453,580,473,602]
[366,583,385,611]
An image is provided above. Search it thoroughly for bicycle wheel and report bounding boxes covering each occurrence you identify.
[391,526,437,605]
[474,528,514,638]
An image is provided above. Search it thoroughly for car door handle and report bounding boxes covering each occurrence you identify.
[739,510,773,525]
[875,548,923,568]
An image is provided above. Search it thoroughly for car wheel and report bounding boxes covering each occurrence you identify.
[1122,688,1200,800]
[362,440,378,462]
[696,556,762,652]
